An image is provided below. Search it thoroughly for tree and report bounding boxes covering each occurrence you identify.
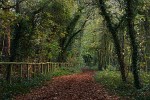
[57,7,91,62]
[97,0,127,82]
[0,0,18,82]
[125,0,141,89]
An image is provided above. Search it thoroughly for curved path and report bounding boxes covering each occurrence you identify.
[15,72,120,100]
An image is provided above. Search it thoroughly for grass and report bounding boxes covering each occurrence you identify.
[51,66,81,77]
[94,71,150,100]
[0,66,81,100]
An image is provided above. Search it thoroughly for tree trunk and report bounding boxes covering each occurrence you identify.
[2,1,11,82]
[58,50,66,62]
[98,50,103,71]
[98,0,126,82]
[3,28,11,82]
[2,32,10,61]
[144,10,150,71]
[57,37,67,62]
[6,0,21,82]
[126,0,141,89]
[2,6,10,61]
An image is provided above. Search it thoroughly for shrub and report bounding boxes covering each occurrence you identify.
[94,71,150,99]
[52,66,81,77]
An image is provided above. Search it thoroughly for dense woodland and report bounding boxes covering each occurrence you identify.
[0,0,150,99]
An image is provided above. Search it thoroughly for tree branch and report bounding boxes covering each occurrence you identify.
[114,14,127,30]
[64,13,91,50]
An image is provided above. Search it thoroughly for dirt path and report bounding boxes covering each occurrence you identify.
[15,72,120,100]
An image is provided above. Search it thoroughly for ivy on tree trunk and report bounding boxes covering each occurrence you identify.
[126,0,141,89]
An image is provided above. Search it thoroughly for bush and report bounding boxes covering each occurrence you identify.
[94,71,150,100]
[52,66,81,77]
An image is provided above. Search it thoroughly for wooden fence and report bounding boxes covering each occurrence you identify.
[0,62,73,83]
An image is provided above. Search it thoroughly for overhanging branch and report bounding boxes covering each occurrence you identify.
[64,13,91,50]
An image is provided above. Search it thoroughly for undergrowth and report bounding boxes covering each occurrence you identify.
[51,66,81,77]
[0,73,52,100]
[94,71,150,100]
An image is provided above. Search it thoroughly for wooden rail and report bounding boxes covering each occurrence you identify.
[0,62,73,83]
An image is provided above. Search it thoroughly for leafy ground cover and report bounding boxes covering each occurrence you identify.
[0,66,81,100]
[94,71,150,100]
[15,71,120,100]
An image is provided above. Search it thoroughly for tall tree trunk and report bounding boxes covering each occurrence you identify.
[0,35,3,60]
[58,50,66,62]
[6,0,22,82]
[2,1,11,82]
[144,10,150,71]
[57,37,67,62]
[98,50,102,70]
[126,0,141,89]
[4,28,11,82]
[2,30,10,61]
[2,2,10,61]
[98,0,126,82]
[10,0,21,62]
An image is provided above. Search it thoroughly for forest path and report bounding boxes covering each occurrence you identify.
[15,71,120,100]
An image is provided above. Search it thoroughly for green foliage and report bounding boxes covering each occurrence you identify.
[52,66,81,77]
[94,71,150,99]
[0,0,150,98]
[0,10,16,35]
[50,0,71,27]
[52,68,72,77]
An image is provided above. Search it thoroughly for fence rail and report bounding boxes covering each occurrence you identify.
[0,62,73,83]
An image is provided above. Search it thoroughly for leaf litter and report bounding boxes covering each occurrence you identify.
[15,72,120,100]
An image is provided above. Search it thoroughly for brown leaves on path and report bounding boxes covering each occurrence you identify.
[15,72,120,100]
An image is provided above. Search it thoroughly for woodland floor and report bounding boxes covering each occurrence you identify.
[14,71,121,100]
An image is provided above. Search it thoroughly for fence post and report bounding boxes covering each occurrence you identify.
[38,64,40,74]
[10,64,12,84]
[51,62,53,72]
[55,63,57,69]
[47,63,49,73]
[41,63,43,74]
[52,63,54,72]
[46,63,47,74]
[27,64,29,80]
[20,64,23,81]
[33,64,35,78]
[60,63,62,67]
[44,63,46,74]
